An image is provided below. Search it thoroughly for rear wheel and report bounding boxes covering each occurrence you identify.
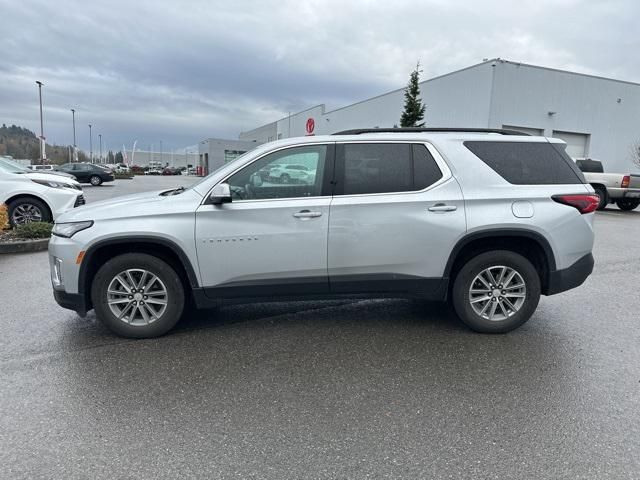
[89,175,103,186]
[280,173,291,184]
[8,197,51,226]
[452,250,541,333]
[594,186,608,210]
[616,199,640,211]
[91,253,185,338]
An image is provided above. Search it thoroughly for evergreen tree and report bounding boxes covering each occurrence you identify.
[400,62,426,127]
[115,151,124,163]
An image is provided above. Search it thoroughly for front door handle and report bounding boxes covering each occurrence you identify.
[428,203,457,213]
[293,210,322,219]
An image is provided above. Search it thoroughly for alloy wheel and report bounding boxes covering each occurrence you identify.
[468,265,527,321]
[106,269,168,326]
[11,204,43,224]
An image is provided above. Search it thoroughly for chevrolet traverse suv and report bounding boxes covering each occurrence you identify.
[49,128,596,338]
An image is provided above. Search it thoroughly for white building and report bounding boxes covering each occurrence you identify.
[239,58,640,173]
[197,138,257,174]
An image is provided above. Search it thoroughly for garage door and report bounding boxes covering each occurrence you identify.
[502,125,544,136]
[552,131,589,158]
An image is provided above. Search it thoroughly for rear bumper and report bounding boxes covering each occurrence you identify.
[53,289,88,316]
[607,187,640,199]
[623,189,640,199]
[546,253,594,295]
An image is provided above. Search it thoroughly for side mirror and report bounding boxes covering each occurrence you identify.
[209,182,232,205]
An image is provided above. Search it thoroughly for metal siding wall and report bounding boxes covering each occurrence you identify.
[491,62,640,172]
[323,63,495,134]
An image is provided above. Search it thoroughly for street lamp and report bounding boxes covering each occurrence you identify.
[71,109,77,162]
[88,123,93,163]
[98,134,102,163]
[35,81,45,163]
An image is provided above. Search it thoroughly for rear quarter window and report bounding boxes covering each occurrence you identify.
[464,141,585,185]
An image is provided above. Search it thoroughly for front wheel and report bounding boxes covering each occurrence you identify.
[8,197,51,226]
[451,250,541,333]
[616,199,640,211]
[89,175,103,186]
[91,253,185,338]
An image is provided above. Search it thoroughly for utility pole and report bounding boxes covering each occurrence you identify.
[160,140,163,165]
[88,124,93,163]
[36,81,45,164]
[98,134,102,163]
[71,109,77,162]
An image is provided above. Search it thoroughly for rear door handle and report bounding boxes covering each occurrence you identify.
[293,210,322,219]
[428,203,457,212]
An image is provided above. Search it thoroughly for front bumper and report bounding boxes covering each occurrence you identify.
[546,253,594,295]
[53,289,88,316]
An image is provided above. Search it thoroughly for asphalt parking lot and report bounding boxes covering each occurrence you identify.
[1,176,639,479]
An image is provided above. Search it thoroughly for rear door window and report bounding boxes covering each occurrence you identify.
[335,143,443,195]
[464,141,585,185]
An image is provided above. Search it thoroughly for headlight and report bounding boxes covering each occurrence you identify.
[32,179,75,189]
[52,221,94,238]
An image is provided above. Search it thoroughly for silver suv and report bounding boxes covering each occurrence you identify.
[49,128,597,338]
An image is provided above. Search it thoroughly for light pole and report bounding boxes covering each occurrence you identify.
[71,109,77,162]
[36,81,45,163]
[88,123,93,163]
[98,134,102,163]
[160,140,163,165]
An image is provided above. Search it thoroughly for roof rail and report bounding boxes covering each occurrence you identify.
[331,127,529,136]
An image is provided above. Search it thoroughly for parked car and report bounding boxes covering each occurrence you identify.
[57,163,115,186]
[268,164,315,184]
[162,167,182,176]
[145,168,163,175]
[30,164,55,172]
[26,163,77,180]
[0,158,77,181]
[115,163,130,174]
[574,158,640,210]
[49,128,596,338]
[0,160,84,226]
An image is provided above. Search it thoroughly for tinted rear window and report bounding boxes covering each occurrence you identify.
[575,159,604,173]
[336,143,444,195]
[464,141,585,185]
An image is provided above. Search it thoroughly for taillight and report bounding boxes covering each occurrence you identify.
[552,194,599,214]
[621,175,631,188]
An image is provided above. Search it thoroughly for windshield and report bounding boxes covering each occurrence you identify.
[0,157,30,174]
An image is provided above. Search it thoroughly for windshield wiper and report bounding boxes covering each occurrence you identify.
[161,186,185,196]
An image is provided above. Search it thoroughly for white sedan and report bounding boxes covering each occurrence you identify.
[0,159,84,226]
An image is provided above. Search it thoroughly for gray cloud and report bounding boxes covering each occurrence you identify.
[1,0,638,152]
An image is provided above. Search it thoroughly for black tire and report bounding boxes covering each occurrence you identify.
[616,199,640,211]
[7,197,52,226]
[91,253,185,338]
[89,175,103,186]
[594,186,608,210]
[451,250,541,333]
[280,173,290,184]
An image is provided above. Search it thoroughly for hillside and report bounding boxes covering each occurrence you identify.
[0,124,88,164]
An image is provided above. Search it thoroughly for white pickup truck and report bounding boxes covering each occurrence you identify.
[574,158,640,211]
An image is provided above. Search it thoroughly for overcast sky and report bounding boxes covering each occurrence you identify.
[1,0,638,153]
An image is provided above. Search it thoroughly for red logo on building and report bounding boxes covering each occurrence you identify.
[306,118,315,135]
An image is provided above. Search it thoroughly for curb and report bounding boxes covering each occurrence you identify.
[0,237,50,254]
